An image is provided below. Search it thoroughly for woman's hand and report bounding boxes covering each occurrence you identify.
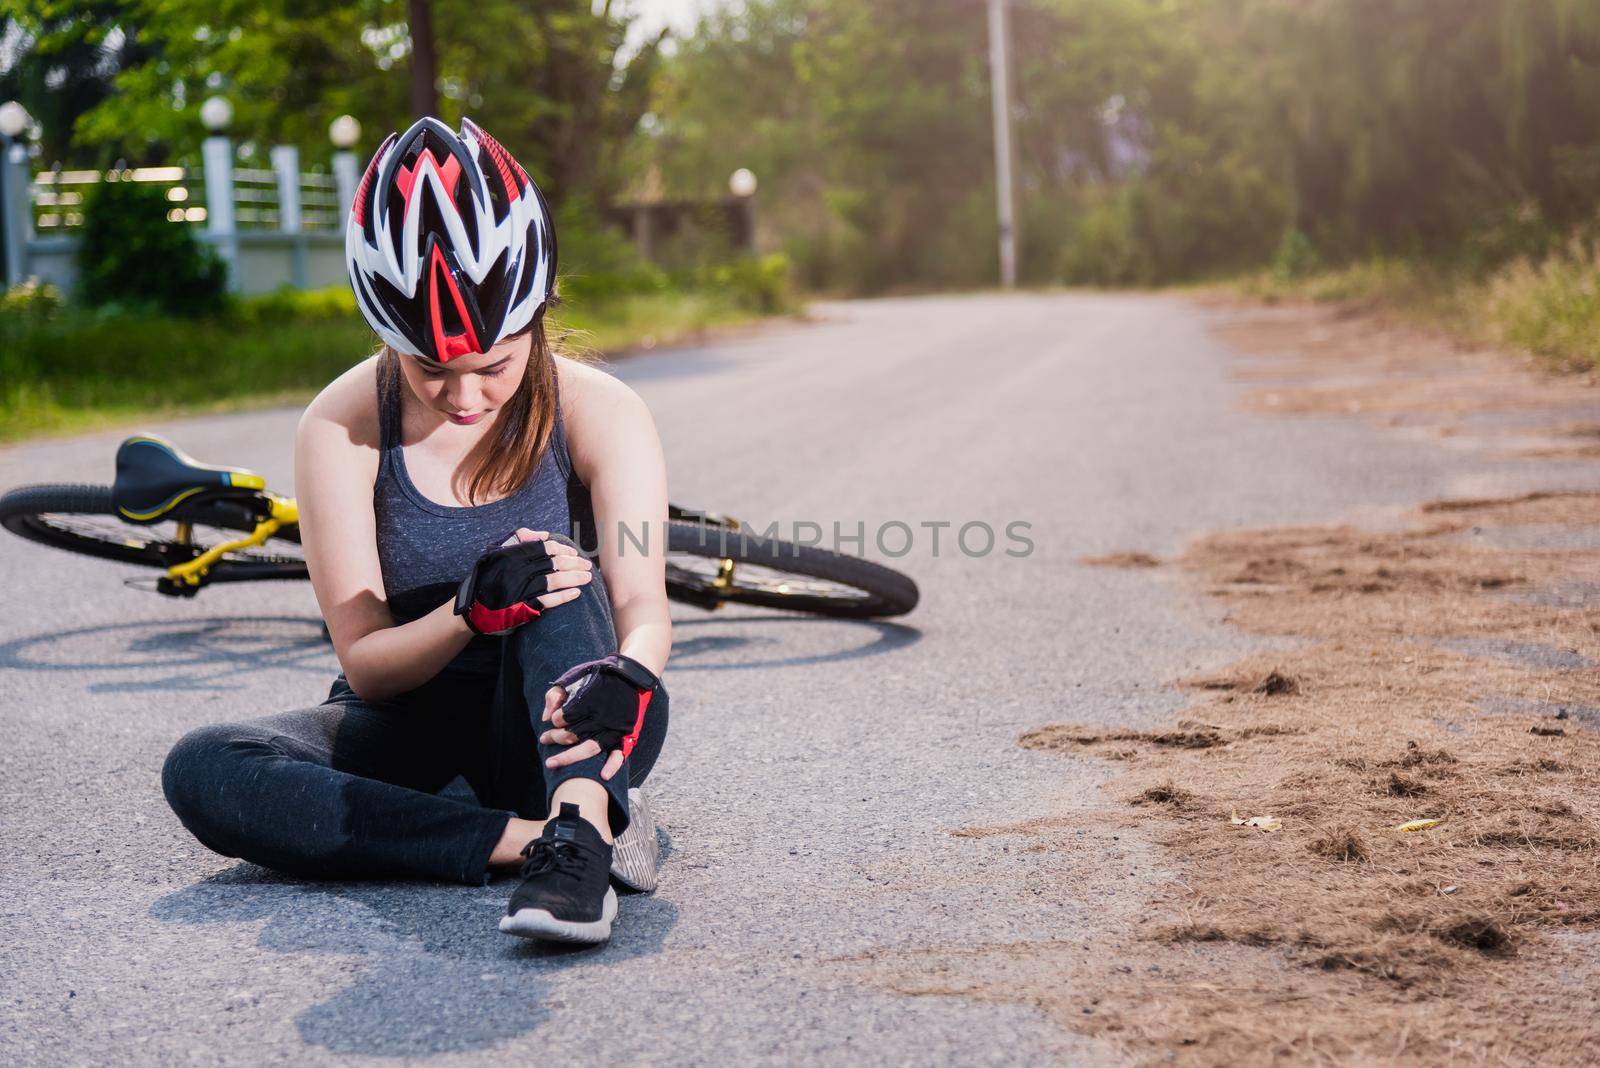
[539,655,659,782]
[453,529,592,635]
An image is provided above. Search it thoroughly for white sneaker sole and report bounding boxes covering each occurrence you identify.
[500,886,617,944]
[609,787,660,893]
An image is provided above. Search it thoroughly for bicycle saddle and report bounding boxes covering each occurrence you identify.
[112,435,266,522]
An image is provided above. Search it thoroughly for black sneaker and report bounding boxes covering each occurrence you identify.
[499,802,617,944]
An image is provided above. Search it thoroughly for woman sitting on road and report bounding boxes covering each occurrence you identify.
[160,116,671,946]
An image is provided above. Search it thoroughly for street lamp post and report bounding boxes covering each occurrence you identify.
[0,101,32,289]
[330,115,363,225]
[199,95,240,291]
[986,0,1017,288]
[729,168,757,255]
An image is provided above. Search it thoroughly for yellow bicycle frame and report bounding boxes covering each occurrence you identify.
[165,494,300,587]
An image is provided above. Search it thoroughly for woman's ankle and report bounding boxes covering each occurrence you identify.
[488,817,544,868]
[549,780,615,844]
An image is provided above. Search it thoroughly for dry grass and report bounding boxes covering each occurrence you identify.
[838,301,1600,1064]
[843,491,1600,1065]
[1081,551,1163,569]
[1207,302,1597,430]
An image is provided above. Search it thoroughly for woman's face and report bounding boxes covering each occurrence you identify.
[398,331,533,427]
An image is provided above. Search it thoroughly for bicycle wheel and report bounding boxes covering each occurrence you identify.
[0,483,309,586]
[665,519,918,618]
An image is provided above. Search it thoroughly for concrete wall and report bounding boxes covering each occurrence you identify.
[22,232,344,297]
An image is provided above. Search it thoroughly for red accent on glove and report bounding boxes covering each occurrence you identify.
[466,599,540,635]
[620,690,652,758]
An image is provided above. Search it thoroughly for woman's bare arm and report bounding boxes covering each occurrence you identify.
[293,360,476,702]
[561,360,673,676]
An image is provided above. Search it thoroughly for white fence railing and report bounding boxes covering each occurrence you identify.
[31,165,203,231]
[2,134,361,295]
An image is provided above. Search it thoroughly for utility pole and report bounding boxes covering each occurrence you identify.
[986,0,1017,288]
[408,0,439,119]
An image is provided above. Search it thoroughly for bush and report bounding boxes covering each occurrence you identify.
[1272,228,1322,281]
[0,279,64,322]
[1056,190,1149,285]
[556,196,655,277]
[1460,200,1556,277]
[1487,240,1600,369]
[557,254,793,314]
[687,254,793,313]
[77,178,228,316]
[231,285,358,324]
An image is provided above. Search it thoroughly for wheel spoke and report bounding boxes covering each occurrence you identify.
[32,513,305,565]
[666,555,870,601]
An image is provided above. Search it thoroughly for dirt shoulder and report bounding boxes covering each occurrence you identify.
[841,300,1600,1064]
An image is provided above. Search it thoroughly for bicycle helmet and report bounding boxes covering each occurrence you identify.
[345,116,557,363]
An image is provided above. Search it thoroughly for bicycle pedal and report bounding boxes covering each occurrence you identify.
[155,576,203,598]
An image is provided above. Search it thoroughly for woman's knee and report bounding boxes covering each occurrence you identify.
[506,568,615,673]
[160,721,269,831]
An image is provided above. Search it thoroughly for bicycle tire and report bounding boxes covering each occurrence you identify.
[665,519,918,618]
[0,484,920,617]
[0,483,309,583]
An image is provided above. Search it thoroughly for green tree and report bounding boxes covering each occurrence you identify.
[5,0,662,202]
[0,1,154,164]
[644,0,1600,289]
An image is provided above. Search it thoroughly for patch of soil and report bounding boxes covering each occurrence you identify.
[1081,551,1163,569]
[1184,667,1301,696]
[1131,783,1194,808]
[843,490,1600,1065]
[1206,302,1598,431]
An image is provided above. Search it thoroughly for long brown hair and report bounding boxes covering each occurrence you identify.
[377,314,562,506]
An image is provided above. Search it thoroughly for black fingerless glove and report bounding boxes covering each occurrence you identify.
[454,539,559,635]
[552,654,659,758]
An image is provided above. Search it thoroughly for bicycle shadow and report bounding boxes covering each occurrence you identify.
[0,612,921,690]
[665,612,922,671]
[0,615,335,692]
[150,861,677,1056]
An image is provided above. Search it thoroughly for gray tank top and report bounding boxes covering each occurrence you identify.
[372,356,595,674]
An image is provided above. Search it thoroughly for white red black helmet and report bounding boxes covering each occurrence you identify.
[345,116,557,362]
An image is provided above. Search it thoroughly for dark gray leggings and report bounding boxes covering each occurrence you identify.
[161,574,668,886]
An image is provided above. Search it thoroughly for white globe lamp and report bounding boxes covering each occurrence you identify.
[329,115,361,149]
[729,168,758,198]
[0,101,29,139]
[200,96,234,133]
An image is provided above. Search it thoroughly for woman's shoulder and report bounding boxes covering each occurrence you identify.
[556,354,646,417]
[554,355,658,475]
[295,355,383,482]
[299,355,383,445]
[555,352,614,399]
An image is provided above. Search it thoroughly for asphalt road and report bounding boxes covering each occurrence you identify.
[3,293,1594,1066]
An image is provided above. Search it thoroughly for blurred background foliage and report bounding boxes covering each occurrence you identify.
[0,0,661,206]
[8,0,1600,288]
[3,0,1600,397]
[641,0,1600,290]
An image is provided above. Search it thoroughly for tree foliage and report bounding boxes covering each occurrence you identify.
[0,0,152,164]
[643,0,1600,288]
[1,0,661,203]
[8,0,1600,290]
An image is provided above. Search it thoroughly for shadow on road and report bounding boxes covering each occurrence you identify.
[151,863,676,1056]
[666,612,922,671]
[0,615,334,691]
[0,611,919,686]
